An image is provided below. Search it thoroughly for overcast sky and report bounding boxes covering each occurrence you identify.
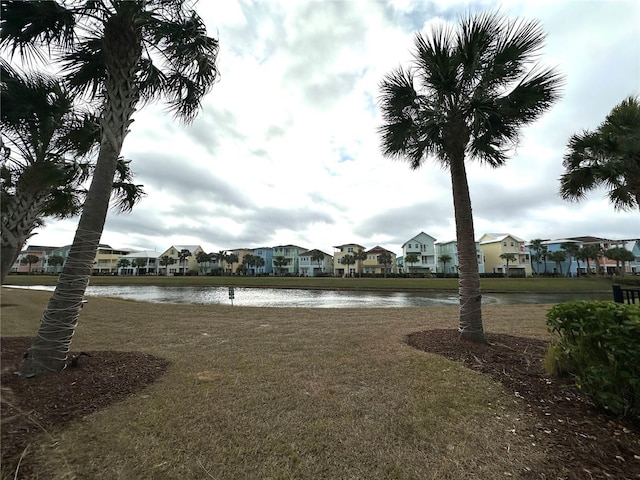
[27,0,640,256]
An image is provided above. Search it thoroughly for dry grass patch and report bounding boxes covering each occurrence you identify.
[1,288,552,479]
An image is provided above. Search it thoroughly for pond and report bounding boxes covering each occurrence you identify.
[8,285,611,308]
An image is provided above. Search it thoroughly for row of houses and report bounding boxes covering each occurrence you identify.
[10,232,640,278]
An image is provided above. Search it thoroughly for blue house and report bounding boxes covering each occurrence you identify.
[253,247,273,275]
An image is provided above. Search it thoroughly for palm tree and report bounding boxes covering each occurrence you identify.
[560,242,581,277]
[0,61,142,284]
[117,257,131,274]
[253,256,265,275]
[378,11,562,342]
[159,255,175,276]
[529,239,545,275]
[579,244,601,275]
[340,254,356,277]
[4,0,220,377]
[47,254,65,274]
[310,250,325,276]
[377,252,392,278]
[22,254,40,273]
[354,248,367,278]
[547,250,566,276]
[499,253,516,277]
[404,253,419,275]
[213,251,227,275]
[605,247,635,275]
[273,255,288,276]
[439,254,452,277]
[560,96,640,212]
[196,251,211,276]
[177,248,191,275]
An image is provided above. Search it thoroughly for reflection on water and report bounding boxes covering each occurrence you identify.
[7,285,610,308]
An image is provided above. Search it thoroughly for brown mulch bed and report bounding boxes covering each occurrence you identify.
[1,337,170,478]
[406,329,640,479]
[1,332,639,479]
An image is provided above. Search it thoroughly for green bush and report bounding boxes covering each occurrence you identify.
[546,301,640,421]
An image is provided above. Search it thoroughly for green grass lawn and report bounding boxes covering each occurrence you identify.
[5,273,614,293]
[1,287,553,479]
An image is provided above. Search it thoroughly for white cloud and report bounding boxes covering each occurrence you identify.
[27,0,640,256]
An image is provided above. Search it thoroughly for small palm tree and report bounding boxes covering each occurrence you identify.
[529,239,545,275]
[117,258,131,274]
[377,252,392,278]
[560,242,581,277]
[439,254,452,277]
[177,249,191,275]
[196,251,211,276]
[226,253,239,275]
[378,11,562,342]
[159,255,175,277]
[560,95,640,212]
[605,247,635,275]
[310,250,325,276]
[547,251,566,276]
[404,253,419,274]
[253,256,265,275]
[4,0,220,377]
[354,249,367,278]
[22,254,40,273]
[273,256,288,276]
[340,254,356,277]
[499,253,517,277]
[47,255,65,274]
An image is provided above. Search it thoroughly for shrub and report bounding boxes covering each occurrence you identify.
[546,301,640,421]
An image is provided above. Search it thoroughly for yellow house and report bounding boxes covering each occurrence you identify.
[158,245,205,275]
[229,248,254,274]
[333,243,366,277]
[362,246,397,275]
[479,233,532,277]
[93,245,134,274]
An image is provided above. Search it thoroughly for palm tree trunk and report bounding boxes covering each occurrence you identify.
[20,11,142,377]
[1,195,48,284]
[449,153,485,343]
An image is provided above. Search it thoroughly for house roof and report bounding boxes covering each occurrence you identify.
[121,250,159,259]
[300,248,331,257]
[172,245,200,253]
[402,231,436,247]
[479,233,525,244]
[366,245,394,255]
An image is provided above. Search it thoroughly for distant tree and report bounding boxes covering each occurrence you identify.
[160,255,175,276]
[253,256,265,274]
[605,247,635,275]
[404,253,419,274]
[273,255,288,275]
[213,251,227,275]
[529,239,545,275]
[439,254,452,277]
[540,245,549,274]
[47,255,65,273]
[310,250,325,275]
[560,242,581,277]
[340,254,356,277]
[578,244,601,275]
[378,252,393,278]
[560,95,640,212]
[354,248,367,278]
[226,253,239,275]
[177,249,192,275]
[547,250,567,276]
[499,253,516,277]
[22,254,40,273]
[242,254,255,275]
[117,258,131,273]
[196,251,211,275]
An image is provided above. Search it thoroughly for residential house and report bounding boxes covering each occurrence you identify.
[479,233,531,277]
[402,232,437,274]
[272,245,307,275]
[117,250,159,275]
[158,245,205,275]
[11,245,48,274]
[333,243,366,277]
[252,247,273,275]
[435,240,485,275]
[42,245,72,274]
[229,248,254,274]
[362,246,397,275]
[93,245,134,274]
[298,249,333,276]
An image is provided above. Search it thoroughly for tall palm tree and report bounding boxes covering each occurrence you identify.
[159,255,174,276]
[2,0,220,377]
[273,255,288,276]
[404,253,419,274]
[177,248,191,275]
[377,252,392,278]
[560,96,640,212]
[439,254,452,277]
[560,242,580,277]
[354,248,367,278]
[310,249,325,276]
[340,254,356,277]
[378,11,562,342]
[499,253,516,277]
[529,238,545,275]
[547,250,566,276]
[0,61,142,284]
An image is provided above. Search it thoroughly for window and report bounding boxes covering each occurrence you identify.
[510,241,515,247]
[347,247,353,253]
[503,242,507,246]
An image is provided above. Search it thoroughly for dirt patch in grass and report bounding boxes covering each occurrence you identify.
[2,330,639,479]
[406,329,640,480]
[1,337,169,478]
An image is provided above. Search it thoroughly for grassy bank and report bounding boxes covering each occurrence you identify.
[4,273,613,293]
[1,287,553,479]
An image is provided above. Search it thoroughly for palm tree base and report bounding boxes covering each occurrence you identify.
[458,328,487,344]
[20,348,67,377]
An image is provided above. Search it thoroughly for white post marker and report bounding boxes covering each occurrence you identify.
[228,286,235,306]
